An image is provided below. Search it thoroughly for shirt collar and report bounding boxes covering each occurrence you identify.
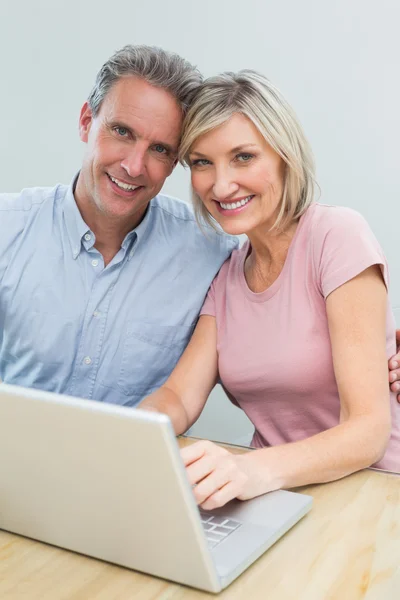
[63,173,154,260]
[63,175,92,259]
[122,203,153,260]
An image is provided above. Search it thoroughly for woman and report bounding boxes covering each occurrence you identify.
[141,70,400,509]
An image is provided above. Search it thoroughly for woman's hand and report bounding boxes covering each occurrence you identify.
[180,440,267,509]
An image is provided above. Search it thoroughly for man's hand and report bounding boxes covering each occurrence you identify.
[388,329,400,403]
[180,440,265,510]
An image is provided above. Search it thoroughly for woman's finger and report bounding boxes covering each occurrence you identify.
[180,440,209,466]
[200,481,239,510]
[193,468,230,505]
[185,454,215,486]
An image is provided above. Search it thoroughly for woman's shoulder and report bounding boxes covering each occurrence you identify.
[306,202,370,229]
[301,204,387,299]
[302,203,376,250]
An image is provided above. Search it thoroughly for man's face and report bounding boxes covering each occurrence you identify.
[78,76,183,224]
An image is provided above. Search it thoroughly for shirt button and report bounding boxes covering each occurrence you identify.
[83,356,92,365]
[84,233,91,241]
[129,250,134,258]
[93,310,100,318]
[91,259,99,267]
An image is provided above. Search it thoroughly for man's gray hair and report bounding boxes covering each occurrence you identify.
[88,44,203,117]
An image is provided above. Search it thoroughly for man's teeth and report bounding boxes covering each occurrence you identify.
[110,175,139,191]
[220,196,252,210]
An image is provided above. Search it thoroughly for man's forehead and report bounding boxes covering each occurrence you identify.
[100,77,183,142]
[103,78,181,118]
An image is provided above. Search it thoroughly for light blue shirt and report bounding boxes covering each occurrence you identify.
[0,181,237,406]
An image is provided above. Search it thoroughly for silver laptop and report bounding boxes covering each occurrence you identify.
[0,384,312,593]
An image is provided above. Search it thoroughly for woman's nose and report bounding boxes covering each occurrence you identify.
[212,169,239,200]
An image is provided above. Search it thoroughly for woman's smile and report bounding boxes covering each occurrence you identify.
[214,194,255,214]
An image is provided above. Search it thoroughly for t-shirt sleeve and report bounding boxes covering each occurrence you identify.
[312,207,389,299]
[200,277,217,317]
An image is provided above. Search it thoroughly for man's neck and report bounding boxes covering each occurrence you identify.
[74,178,146,266]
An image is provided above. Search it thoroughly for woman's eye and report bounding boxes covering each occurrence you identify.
[115,126,128,137]
[237,153,253,162]
[191,159,210,167]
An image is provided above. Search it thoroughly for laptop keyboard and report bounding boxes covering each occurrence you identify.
[199,511,242,549]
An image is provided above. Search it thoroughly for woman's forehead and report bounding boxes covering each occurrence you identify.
[191,114,265,154]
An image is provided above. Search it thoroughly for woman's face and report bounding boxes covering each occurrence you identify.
[189,113,285,237]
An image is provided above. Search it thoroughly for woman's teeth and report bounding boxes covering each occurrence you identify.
[220,195,252,210]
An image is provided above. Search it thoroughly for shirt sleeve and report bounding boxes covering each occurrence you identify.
[312,206,389,299]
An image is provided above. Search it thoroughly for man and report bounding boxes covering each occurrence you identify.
[0,45,236,406]
[389,330,400,402]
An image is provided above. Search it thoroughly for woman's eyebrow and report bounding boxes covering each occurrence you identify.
[190,143,259,157]
[229,143,259,153]
[189,150,208,158]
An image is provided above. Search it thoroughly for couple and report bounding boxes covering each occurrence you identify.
[1,45,399,510]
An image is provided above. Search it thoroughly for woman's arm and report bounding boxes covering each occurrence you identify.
[139,315,218,434]
[182,265,392,509]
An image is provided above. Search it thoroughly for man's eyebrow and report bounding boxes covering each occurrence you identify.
[106,118,134,134]
[107,119,177,155]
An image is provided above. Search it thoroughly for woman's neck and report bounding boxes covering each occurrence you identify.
[247,220,299,266]
[244,220,299,292]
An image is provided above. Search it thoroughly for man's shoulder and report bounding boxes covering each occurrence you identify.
[151,193,197,223]
[0,184,67,253]
[150,193,239,254]
[0,184,66,213]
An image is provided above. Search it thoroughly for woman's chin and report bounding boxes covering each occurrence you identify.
[218,221,249,237]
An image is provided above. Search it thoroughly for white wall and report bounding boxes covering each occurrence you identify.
[1,0,399,444]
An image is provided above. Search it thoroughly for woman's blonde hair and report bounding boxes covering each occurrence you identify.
[179,70,316,231]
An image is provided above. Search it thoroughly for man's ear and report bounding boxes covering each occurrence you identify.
[79,102,93,143]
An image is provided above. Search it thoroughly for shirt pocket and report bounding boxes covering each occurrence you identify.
[115,321,195,397]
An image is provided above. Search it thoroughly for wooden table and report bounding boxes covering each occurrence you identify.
[0,438,399,599]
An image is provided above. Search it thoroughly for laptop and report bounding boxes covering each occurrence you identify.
[0,383,312,593]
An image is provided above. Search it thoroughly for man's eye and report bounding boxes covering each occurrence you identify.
[154,144,167,154]
[114,126,129,137]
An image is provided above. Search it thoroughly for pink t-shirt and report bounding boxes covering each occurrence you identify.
[201,203,400,472]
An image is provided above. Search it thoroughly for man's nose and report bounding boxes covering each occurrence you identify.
[120,145,147,179]
[212,168,239,200]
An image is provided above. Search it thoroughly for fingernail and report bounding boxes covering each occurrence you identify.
[393,361,399,368]
[391,373,397,382]
[394,383,400,391]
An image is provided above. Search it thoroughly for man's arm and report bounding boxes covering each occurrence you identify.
[140,315,218,434]
[388,329,400,402]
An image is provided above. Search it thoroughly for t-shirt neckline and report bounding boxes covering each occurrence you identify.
[237,206,314,303]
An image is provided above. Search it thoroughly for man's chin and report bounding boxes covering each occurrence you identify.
[99,199,150,224]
